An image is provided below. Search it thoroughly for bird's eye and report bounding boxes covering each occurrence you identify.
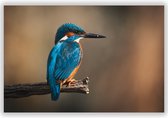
[74,31,78,34]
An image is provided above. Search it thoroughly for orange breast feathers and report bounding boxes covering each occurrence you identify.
[64,38,83,82]
[66,65,80,82]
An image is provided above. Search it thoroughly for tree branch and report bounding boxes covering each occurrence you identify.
[4,77,89,99]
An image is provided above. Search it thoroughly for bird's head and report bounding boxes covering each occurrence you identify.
[55,23,106,44]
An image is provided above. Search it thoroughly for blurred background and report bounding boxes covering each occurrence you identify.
[4,6,164,112]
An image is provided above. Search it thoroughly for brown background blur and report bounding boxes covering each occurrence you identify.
[4,6,164,112]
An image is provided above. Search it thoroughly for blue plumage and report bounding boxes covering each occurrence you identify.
[55,23,85,44]
[47,35,82,100]
[47,23,105,101]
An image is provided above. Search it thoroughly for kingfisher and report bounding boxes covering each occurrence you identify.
[47,23,106,101]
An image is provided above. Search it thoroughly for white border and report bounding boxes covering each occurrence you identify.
[0,0,167,118]
[1,0,166,5]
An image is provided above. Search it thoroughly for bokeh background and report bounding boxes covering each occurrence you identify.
[4,6,164,112]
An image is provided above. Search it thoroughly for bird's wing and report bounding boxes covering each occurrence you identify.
[47,41,81,84]
[47,42,61,84]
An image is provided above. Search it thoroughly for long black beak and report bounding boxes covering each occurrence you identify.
[83,33,106,38]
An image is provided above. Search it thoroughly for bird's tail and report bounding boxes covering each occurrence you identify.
[50,83,60,101]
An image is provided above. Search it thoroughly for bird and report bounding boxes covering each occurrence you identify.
[47,23,106,100]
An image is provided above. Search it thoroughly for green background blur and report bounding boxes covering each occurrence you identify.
[4,6,164,112]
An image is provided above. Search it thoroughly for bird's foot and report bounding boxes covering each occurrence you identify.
[63,79,77,87]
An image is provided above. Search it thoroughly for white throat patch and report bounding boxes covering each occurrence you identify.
[60,35,83,43]
[75,37,83,43]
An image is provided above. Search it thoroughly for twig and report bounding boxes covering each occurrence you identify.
[4,77,89,99]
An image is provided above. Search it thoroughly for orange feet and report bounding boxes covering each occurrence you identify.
[63,79,77,87]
